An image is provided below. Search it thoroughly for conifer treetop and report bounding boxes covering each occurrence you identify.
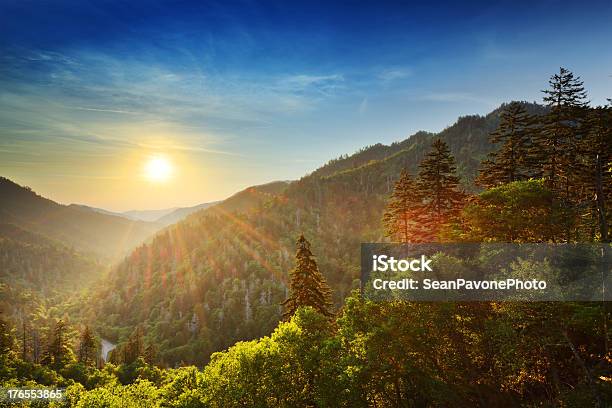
[282,234,333,320]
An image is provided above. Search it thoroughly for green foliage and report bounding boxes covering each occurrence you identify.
[74,380,161,408]
[77,326,97,366]
[198,307,343,407]
[382,170,425,243]
[0,177,160,260]
[282,235,333,319]
[42,320,75,370]
[417,139,466,241]
[459,179,564,242]
[477,101,534,188]
[2,69,611,406]
[580,106,612,242]
[122,327,145,365]
[533,68,590,241]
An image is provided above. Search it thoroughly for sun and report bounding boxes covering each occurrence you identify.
[144,156,172,182]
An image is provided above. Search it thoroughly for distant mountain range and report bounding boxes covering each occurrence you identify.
[74,202,221,226]
[132,202,223,225]
[0,176,294,265]
[121,207,178,222]
[0,177,160,260]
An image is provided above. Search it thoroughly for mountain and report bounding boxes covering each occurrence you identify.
[207,181,291,214]
[0,178,161,260]
[121,208,178,222]
[307,101,547,189]
[155,202,220,226]
[73,203,220,226]
[86,102,546,366]
[69,204,132,219]
[0,223,104,319]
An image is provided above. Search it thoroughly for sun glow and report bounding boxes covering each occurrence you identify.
[144,156,173,182]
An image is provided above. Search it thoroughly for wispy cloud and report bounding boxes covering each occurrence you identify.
[280,74,344,88]
[0,49,355,162]
[1,48,348,127]
[358,97,368,114]
[66,106,141,115]
[276,74,345,98]
[378,68,413,82]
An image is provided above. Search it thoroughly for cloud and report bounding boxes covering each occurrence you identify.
[358,97,368,114]
[0,47,358,177]
[1,48,347,126]
[277,74,345,96]
[66,106,141,115]
[378,68,412,82]
[281,74,344,88]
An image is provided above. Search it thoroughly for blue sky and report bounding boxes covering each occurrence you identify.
[1,0,611,210]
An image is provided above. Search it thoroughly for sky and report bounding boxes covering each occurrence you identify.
[1,0,611,211]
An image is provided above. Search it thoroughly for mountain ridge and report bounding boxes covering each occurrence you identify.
[0,177,161,260]
[85,101,543,365]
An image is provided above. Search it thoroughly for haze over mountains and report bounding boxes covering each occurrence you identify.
[81,102,547,364]
[77,202,221,226]
[0,177,161,260]
[1,101,552,365]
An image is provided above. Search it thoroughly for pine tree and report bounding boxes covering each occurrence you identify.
[534,67,589,241]
[0,317,15,357]
[78,326,97,366]
[477,102,534,188]
[0,316,17,380]
[42,319,72,369]
[578,106,612,241]
[417,139,465,241]
[535,67,588,188]
[143,343,157,365]
[282,235,333,320]
[383,170,426,242]
[123,326,144,364]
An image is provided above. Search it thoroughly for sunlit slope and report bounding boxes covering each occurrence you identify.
[155,202,219,226]
[0,178,162,260]
[87,102,546,366]
[0,223,104,321]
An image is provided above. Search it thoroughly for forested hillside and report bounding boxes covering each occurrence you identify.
[155,202,220,226]
[0,223,104,372]
[1,69,610,407]
[0,178,161,260]
[84,102,552,366]
[0,224,103,296]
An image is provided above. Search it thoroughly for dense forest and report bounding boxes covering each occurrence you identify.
[0,68,611,406]
[0,178,161,260]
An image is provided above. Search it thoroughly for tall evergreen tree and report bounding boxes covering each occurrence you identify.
[383,170,426,242]
[0,316,17,380]
[78,325,97,366]
[534,67,589,241]
[418,139,465,241]
[536,67,588,186]
[123,326,145,364]
[282,235,333,319]
[0,317,15,357]
[42,319,72,369]
[143,343,157,365]
[578,106,612,241]
[477,102,534,188]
